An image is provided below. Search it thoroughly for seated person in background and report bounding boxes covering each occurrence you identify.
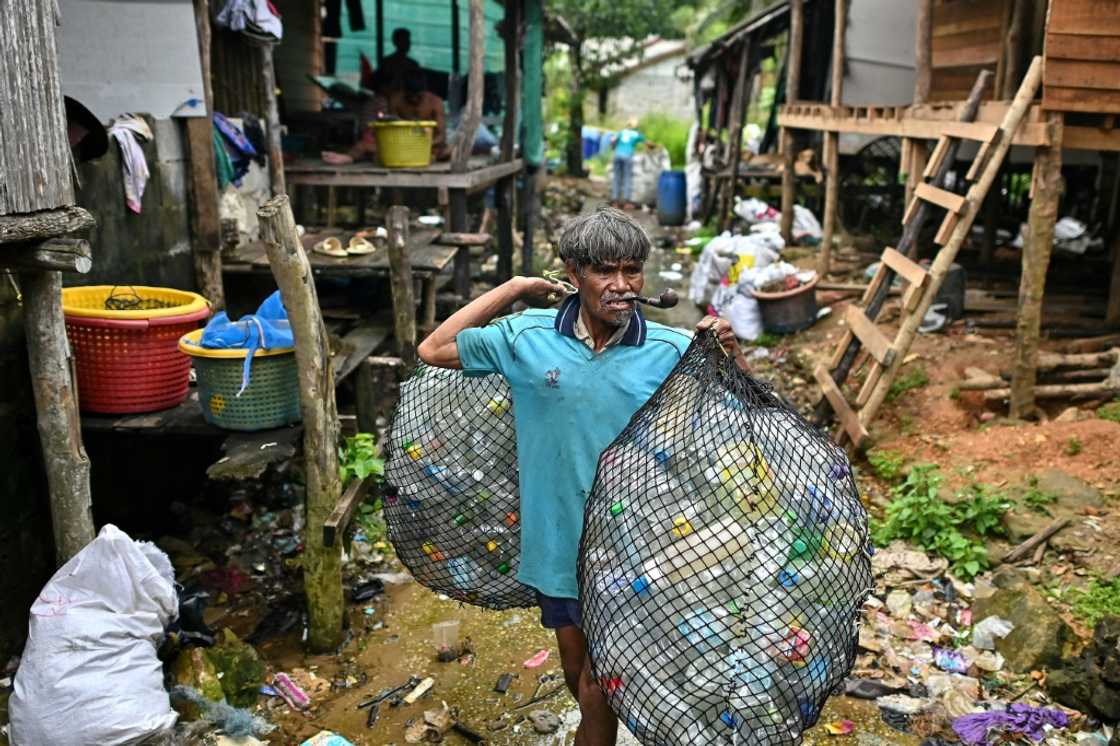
[388,69,449,161]
[373,28,421,96]
[321,94,389,165]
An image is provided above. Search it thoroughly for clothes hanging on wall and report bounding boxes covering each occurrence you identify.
[213,112,259,188]
[107,115,153,214]
[215,0,283,42]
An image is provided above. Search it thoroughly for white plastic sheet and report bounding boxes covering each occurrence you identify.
[9,525,179,746]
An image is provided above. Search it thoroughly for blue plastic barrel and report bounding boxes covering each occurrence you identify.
[657,171,687,226]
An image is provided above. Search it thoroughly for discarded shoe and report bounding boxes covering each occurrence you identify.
[312,237,347,258]
[347,236,376,256]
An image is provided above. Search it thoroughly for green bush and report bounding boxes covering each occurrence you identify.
[1071,576,1120,626]
[887,365,930,402]
[638,112,691,169]
[867,449,906,482]
[1098,400,1120,423]
[872,464,1011,579]
[339,432,384,485]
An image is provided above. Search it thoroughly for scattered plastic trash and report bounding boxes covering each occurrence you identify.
[523,649,550,668]
[824,719,855,735]
[952,703,1069,745]
[171,686,276,738]
[433,620,461,662]
[972,616,1014,650]
[273,672,311,710]
[933,646,970,674]
[9,525,179,746]
[350,578,386,602]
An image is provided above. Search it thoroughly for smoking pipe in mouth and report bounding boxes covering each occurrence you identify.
[621,288,679,309]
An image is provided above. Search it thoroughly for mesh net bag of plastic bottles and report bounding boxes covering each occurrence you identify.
[383,365,535,609]
[578,332,873,745]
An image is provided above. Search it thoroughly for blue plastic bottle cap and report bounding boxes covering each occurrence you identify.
[653,450,670,465]
[778,569,798,588]
[720,710,737,727]
[631,576,650,595]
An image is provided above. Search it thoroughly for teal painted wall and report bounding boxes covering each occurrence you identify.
[335,0,507,86]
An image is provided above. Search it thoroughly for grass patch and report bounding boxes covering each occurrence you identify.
[1071,576,1120,627]
[1064,436,1083,456]
[1098,400,1120,423]
[755,332,782,348]
[1021,475,1059,515]
[872,464,1011,579]
[887,365,930,402]
[867,449,906,482]
[948,385,961,401]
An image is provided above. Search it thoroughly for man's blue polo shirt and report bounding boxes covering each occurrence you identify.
[456,296,692,599]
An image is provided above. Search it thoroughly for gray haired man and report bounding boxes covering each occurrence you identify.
[419,207,747,744]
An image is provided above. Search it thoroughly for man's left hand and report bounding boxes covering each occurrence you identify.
[696,316,749,371]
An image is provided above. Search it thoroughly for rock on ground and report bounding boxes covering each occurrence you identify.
[971,569,1075,673]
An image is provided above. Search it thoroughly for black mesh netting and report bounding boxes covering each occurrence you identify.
[578,333,873,745]
[382,365,536,609]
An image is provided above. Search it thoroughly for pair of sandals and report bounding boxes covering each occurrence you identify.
[312,227,388,258]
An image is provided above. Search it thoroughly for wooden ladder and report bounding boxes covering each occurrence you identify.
[815,57,1046,449]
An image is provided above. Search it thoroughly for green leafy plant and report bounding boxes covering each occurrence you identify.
[1070,576,1120,627]
[886,365,930,402]
[1064,436,1083,456]
[1022,476,1059,515]
[1098,400,1120,423]
[339,432,385,485]
[638,112,691,168]
[872,464,1010,579]
[867,449,906,483]
[755,332,782,348]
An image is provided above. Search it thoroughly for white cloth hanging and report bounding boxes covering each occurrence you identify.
[107,116,153,214]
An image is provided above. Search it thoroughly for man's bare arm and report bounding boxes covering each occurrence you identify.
[417,276,567,369]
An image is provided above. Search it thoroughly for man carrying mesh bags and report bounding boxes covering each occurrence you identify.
[418,207,748,744]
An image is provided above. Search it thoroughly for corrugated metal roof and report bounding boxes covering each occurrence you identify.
[335,0,506,84]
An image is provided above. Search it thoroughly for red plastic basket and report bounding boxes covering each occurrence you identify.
[62,287,211,414]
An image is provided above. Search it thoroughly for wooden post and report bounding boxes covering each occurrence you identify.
[187,0,224,306]
[386,205,417,366]
[819,0,847,276]
[779,0,804,244]
[259,42,287,197]
[258,195,343,652]
[448,0,485,298]
[1002,0,1028,100]
[1010,113,1064,419]
[452,0,485,170]
[21,269,95,564]
[1107,233,1120,325]
[719,39,752,233]
[906,0,933,207]
[496,0,520,282]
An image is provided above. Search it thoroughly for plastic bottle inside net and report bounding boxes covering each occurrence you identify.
[579,331,873,745]
[383,365,535,609]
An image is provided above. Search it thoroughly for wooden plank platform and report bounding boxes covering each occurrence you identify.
[222,227,455,278]
[778,101,1120,151]
[285,157,523,190]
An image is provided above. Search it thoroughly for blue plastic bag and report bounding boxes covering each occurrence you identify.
[200,291,293,395]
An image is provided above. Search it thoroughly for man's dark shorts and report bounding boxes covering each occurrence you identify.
[536,591,581,629]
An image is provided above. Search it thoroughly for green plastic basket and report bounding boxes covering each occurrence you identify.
[179,330,301,431]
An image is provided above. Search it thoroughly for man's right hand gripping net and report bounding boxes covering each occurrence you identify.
[579,332,873,745]
[383,365,535,610]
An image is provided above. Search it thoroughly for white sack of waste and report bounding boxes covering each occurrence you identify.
[9,524,179,746]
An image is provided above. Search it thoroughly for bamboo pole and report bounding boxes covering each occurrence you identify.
[258,195,343,652]
[22,269,95,564]
[819,0,847,275]
[386,205,417,367]
[857,57,1045,438]
[1010,112,1065,418]
[779,0,804,243]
